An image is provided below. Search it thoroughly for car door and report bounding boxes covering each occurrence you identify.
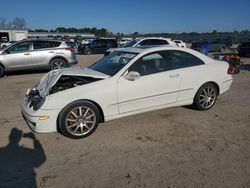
[165,50,206,102]
[31,40,55,68]
[2,41,32,70]
[117,50,181,113]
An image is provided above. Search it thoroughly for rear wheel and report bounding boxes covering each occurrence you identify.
[194,83,218,111]
[58,100,101,139]
[50,58,68,70]
[0,65,4,78]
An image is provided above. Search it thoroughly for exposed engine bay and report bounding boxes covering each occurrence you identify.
[49,75,102,94]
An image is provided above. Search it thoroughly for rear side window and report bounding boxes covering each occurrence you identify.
[165,50,205,69]
[33,41,52,49]
[128,50,205,76]
[138,39,168,46]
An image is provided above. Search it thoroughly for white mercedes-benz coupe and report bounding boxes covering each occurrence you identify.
[21,46,233,139]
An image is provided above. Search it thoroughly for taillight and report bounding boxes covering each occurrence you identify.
[66,47,75,53]
[227,66,234,74]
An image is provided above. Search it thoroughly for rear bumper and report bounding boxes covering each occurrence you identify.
[219,78,233,94]
[68,56,78,65]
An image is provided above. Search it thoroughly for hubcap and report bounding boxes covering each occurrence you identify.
[199,86,216,109]
[65,106,96,136]
[53,61,65,69]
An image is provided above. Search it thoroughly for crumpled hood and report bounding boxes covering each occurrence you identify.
[36,67,109,97]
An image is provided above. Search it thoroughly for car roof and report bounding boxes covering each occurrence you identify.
[117,46,213,63]
[139,37,172,41]
[22,38,64,42]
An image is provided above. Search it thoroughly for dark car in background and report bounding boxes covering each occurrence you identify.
[192,40,228,53]
[238,42,250,57]
[78,38,118,55]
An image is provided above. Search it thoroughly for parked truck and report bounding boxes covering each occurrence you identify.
[0,29,28,43]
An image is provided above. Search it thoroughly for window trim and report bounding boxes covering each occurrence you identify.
[6,41,31,54]
[32,40,54,51]
[125,50,205,77]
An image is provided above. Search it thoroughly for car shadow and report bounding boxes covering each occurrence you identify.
[5,69,50,77]
[0,128,46,188]
[182,105,199,111]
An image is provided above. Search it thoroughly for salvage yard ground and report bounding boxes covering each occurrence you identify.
[0,54,249,187]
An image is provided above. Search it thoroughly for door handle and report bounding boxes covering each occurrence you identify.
[23,53,30,55]
[48,51,55,53]
[169,74,179,78]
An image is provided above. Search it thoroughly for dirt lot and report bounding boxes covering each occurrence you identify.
[0,54,250,188]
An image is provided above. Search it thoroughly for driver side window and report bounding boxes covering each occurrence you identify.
[128,52,171,76]
[7,42,30,54]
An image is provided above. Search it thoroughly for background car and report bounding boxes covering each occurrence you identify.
[105,37,177,56]
[0,39,77,77]
[78,38,118,55]
[237,42,250,57]
[117,38,132,46]
[192,40,228,53]
[21,46,232,139]
[173,40,186,48]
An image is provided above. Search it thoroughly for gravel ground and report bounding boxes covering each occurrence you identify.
[0,54,249,188]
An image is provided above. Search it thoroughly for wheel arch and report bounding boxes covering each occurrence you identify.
[0,62,5,70]
[196,81,220,97]
[49,56,69,67]
[56,99,105,132]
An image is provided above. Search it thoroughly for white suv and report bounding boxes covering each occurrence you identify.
[105,37,177,56]
[173,40,186,48]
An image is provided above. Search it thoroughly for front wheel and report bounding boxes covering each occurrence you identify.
[58,100,101,139]
[50,58,68,70]
[193,83,218,111]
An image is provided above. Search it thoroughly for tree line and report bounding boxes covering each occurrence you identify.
[0,17,26,30]
[1,17,249,38]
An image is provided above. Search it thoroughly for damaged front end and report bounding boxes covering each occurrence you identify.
[49,75,102,94]
[25,67,109,111]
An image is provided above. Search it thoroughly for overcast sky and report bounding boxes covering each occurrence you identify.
[1,0,250,33]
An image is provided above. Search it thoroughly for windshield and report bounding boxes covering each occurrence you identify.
[89,51,138,76]
[123,39,140,47]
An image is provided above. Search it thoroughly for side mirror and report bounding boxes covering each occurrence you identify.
[125,71,140,81]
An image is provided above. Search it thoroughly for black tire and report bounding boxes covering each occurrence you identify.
[50,58,68,70]
[0,65,4,78]
[58,100,101,139]
[84,47,92,55]
[193,83,218,111]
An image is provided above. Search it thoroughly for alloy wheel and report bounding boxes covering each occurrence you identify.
[199,86,217,109]
[65,106,96,136]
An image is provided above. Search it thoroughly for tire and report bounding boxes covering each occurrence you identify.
[58,100,101,139]
[193,83,218,111]
[50,58,68,70]
[0,65,4,78]
[84,47,92,55]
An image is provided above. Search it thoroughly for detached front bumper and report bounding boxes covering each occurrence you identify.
[21,100,59,133]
